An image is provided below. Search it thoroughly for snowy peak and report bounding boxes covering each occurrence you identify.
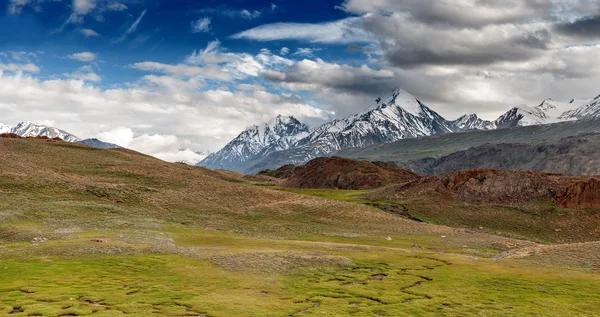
[274,115,309,137]
[560,94,600,120]
[197,115,310,171]
[10,121,81,142]
[372,89,425,117]
[452,114,496,131]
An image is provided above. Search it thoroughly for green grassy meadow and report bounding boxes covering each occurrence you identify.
[2,138,600,316]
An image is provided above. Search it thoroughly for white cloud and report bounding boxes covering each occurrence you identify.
[0,71,329,157]
[191,17,211,33]
[0,63,40,73]
[152,148,208,165]
[67,52,97,62]
[237,83,266,91]
[231,17,374,43]
[81,29,100,37]
[9,0,58,14]
[115,9,147,43]
[279,47,290,55]
[183,40,294,79]
[131,61,233,81]
[73,0,96,15]
[240,9,261,19]
[293,48,321,57]
[107,2,127,11]
[64,66,101,82]
[97,127,134,146]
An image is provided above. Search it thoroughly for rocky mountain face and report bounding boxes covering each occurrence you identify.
[77,138,121,149]
[9,121,81,142]
[451,114,496,131]
[197,115,309,171]
[398,133,600,176]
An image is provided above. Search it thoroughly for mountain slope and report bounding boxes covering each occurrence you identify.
[10,121,81,142]
[198,115,309,172]
[398,133,600,176]
[561,94,600,120]
[77,138,122,149]
[334,119,600,165]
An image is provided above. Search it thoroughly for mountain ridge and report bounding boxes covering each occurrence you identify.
[201,88,600,174]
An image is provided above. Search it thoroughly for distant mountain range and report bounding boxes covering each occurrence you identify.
[198,89,600,174]
[0,121,119,150]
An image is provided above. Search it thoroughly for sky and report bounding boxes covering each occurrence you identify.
[1,0,600,162]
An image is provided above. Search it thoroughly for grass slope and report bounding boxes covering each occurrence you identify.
[1,138,600,316]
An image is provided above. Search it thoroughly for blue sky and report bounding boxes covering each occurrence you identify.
[0,0,358,87]
[1,0,599,162]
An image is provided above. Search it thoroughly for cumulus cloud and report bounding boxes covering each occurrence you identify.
[230,0,600,119]
[191,17,211,33]
[263,59,395,94]
[67,52,97,62]
[0,63,40,73]
[64,66,101,82]
[0,66,330,158]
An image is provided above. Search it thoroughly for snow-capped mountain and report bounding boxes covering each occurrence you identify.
[291,89,455,157]
[197,88,600,174]
[216,89,463,173]
[10,121,81,142]
[197,115,309,171]
[495,99,577,128]
[560,94,600,120]
[451,114,496,131]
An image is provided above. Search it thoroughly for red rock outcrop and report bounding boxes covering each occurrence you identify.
[271,157,421,190]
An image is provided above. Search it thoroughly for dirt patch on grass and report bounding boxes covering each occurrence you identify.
[210,251,354,273]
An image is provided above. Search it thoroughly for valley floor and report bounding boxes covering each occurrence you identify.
[3,224,600,316]
[2,138,600,316]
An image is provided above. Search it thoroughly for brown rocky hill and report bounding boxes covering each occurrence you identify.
[392,169,600,209]
[260,157,421,190]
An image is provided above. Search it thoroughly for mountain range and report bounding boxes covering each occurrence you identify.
[198,89,600,174]
[0,121,119,149]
